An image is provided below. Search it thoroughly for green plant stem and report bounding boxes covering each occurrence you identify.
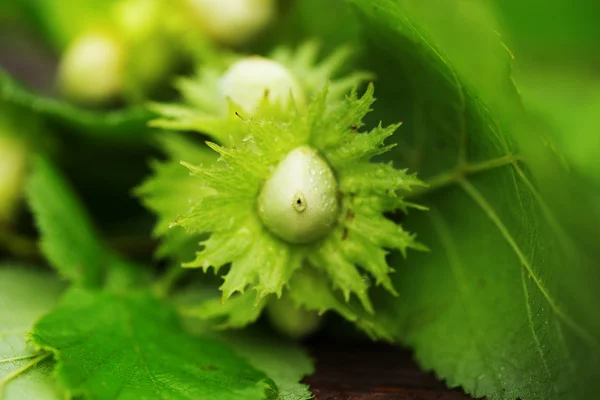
[407,154,522,199]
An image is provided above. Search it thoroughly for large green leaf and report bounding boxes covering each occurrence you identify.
[221,330,314,400]
[491,0,600,56]
[513,66,600,251]
[346,1,600,399]
[262,0,362,55]
[27,156,144,289]
[0,266,64,400]
[31,288,276,400]
[516,67,600,178]
[174,282,315,400]
[492,0,600,247]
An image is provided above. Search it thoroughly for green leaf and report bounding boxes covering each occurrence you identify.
[27,156,143,289]
[222,329,314,400]
[491,0,600,56]
[348,0,600,399]
[263,0,362,56]
[515,66,600,181]
[512,65,600,253]
[174,286,315,399]
[31,288,275,400]
[0,69,152,142]
[0,266,64,400]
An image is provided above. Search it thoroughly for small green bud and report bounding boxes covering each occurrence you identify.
[258,146,339,244]
[220,57,306,115]
[186,0,276,46]
[0,136,27,222]
[58,31,125,104]
[266,295,321,340]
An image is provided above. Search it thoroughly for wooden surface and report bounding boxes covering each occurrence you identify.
[305,341,476,400]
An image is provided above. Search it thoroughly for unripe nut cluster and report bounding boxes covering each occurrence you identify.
[219,57,305,115]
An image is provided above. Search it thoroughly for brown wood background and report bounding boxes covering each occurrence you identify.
[305,342,476,400]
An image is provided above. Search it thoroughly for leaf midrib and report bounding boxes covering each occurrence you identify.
[459,176,599,349]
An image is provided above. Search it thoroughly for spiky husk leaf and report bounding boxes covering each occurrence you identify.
[144,84,425,323]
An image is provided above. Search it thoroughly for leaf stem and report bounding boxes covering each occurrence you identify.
[407,154,522,199]
[0,352,52,397]
[0,227,157,262]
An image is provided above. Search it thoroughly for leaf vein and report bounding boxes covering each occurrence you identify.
[123,304,165,400]
[428,209,502,395]
[0,352,51,397]
[520,267,557,395]
[459,178,600,349]
[554,319,577,377]
[0,353,40,365]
